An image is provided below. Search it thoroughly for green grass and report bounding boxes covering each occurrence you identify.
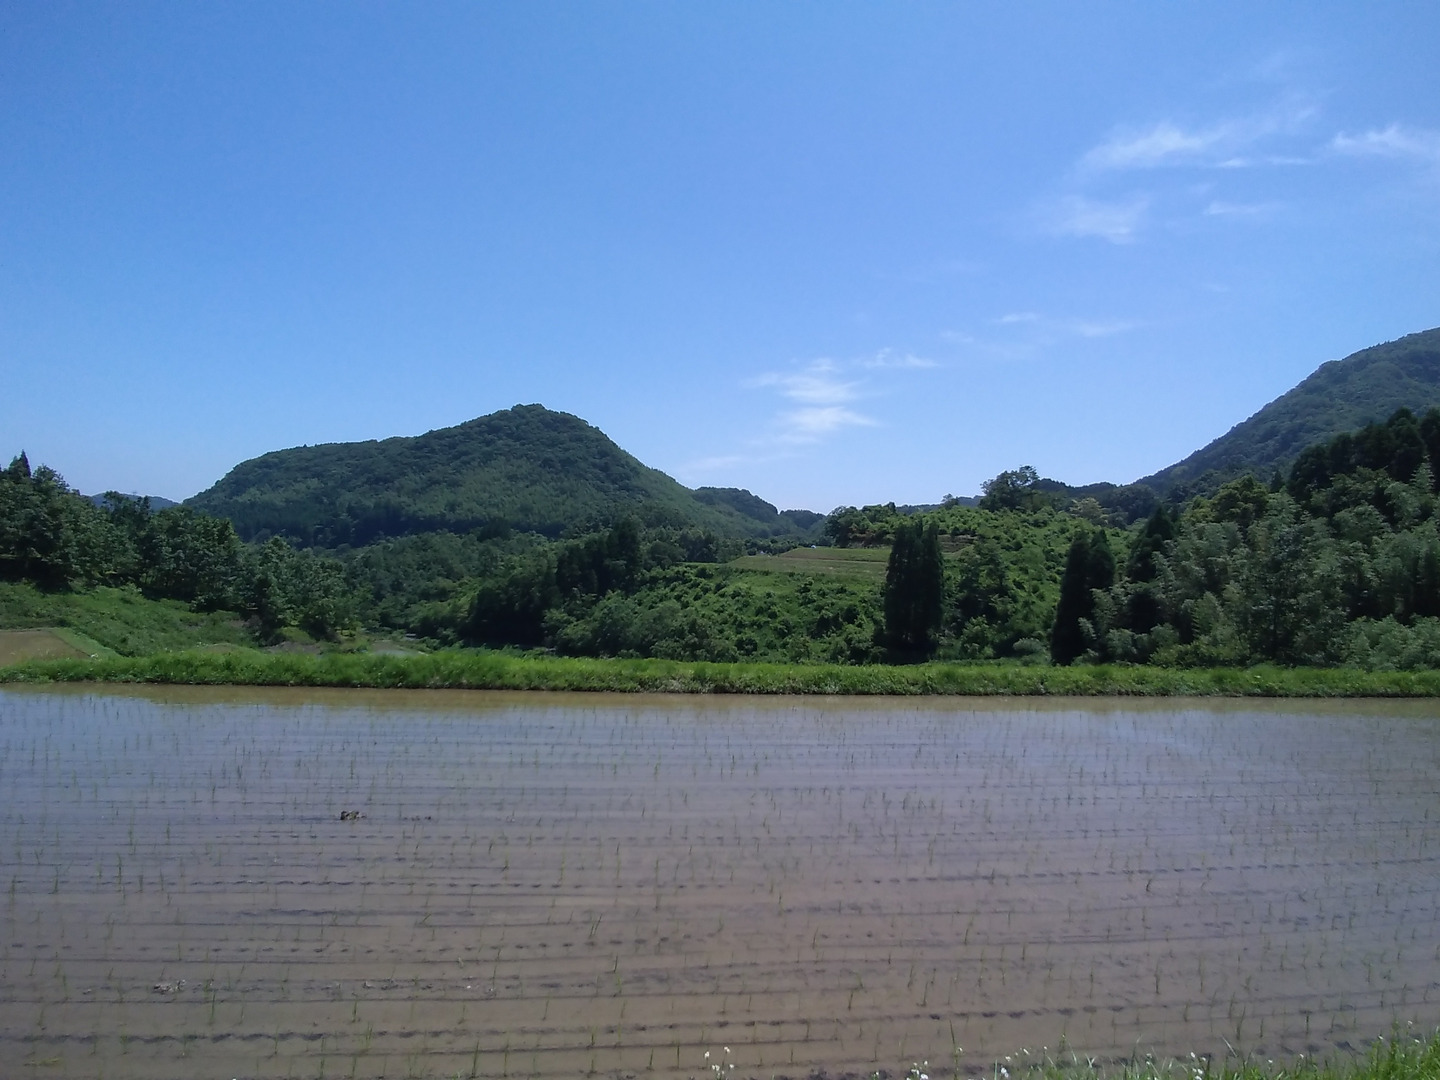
[731,546,892,580]
[0,581,255,657]
[0,629,89,664]
[911,1029,1440,1080]
[6,648,1440,696]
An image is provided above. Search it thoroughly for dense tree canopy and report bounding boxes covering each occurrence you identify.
[0,454,355,641]
[188,405,824,546]
[11,401,1440,670]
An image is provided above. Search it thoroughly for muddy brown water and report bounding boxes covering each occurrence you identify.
[1,687,1437,1079]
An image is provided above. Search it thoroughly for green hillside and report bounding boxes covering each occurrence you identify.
[0,582,253,657]
[188,405,815,545]
[1141,327,1440,492]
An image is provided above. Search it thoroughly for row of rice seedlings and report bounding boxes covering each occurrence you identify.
[0,689,1435,1077]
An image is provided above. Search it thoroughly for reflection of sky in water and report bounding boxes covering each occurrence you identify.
[2,687,1437,1078]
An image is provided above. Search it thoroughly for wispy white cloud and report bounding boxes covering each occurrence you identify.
[1070,319,1139,339]
[1041,95,1328,242]
[1331,123,1440,164]
[1204,199,1281,217]
[747,359,874,445]
[749,360,860,406]
[859,348,937,370]
[1082,121,1234,171]
[1215,154,1313,169]
[776,405,878,443]
[1080,101,1317,173]
[998,312,1140,340]
[1046,195,1149,244]
[949,312,1141,364]
[743,350,937,446]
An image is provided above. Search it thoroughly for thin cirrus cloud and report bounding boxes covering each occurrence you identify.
[1204,199,1280,218]
[1079,100,1317,173]
[749,360,862,407]
[776,404,878,443]
[1046,194,1149,244]
[1081,120,1238,171]
[746,350,938,445]
[1331,123,1440,165]
[994,311,1139,340]
[683,352,925,479]
[1043,98,1321,244]
[1071,318,1139,338]
[750,360,877,445]
[859,348,938,370]
[939,312,1139,368]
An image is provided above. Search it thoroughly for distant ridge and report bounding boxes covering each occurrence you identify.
[188,404,817,546]
[1140,327,1440,492]
[87,493,179,511]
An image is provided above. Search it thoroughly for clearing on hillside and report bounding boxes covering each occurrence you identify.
[730,546,891,579]
[0,629,88,665]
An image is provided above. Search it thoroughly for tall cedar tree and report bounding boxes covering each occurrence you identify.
[1126,505,1174,583]
[1050,530,1115,665]
[1119,506,1175,636]
[883,518,944,655]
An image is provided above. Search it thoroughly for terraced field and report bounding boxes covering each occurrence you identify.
[730,547,891,579]
[0,628,89,665]
[2,687,1437,1079]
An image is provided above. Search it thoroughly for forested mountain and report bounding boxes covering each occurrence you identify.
[11,383,1440,670]
[694,487,826,532]
[1141,327,1440,493]
[13,327,1440,671]
[188,405,818,546]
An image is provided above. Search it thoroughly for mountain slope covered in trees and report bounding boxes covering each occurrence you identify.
[1141,327,1440,493]
[12,373,1440,670]
[188,405,817,546]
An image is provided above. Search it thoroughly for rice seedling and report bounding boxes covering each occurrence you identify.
[0,686,1436,1077]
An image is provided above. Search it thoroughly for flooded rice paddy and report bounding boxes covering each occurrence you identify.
[1,686,1438,1079]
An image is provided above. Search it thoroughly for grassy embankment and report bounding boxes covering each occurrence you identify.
[5,647,1440,695]
[889,1030,1440,1080]
[5,566,1440,697]
[0,581,254,656]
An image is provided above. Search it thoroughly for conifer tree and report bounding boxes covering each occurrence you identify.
[1126,505,1174,583]
[1050,529,1115,665]
[883,518,944,655]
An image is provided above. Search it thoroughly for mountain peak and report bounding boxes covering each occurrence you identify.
[188,404,813,545]
[1141,327,1440,492]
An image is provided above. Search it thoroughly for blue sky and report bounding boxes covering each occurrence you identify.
[3,3,1438,512]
